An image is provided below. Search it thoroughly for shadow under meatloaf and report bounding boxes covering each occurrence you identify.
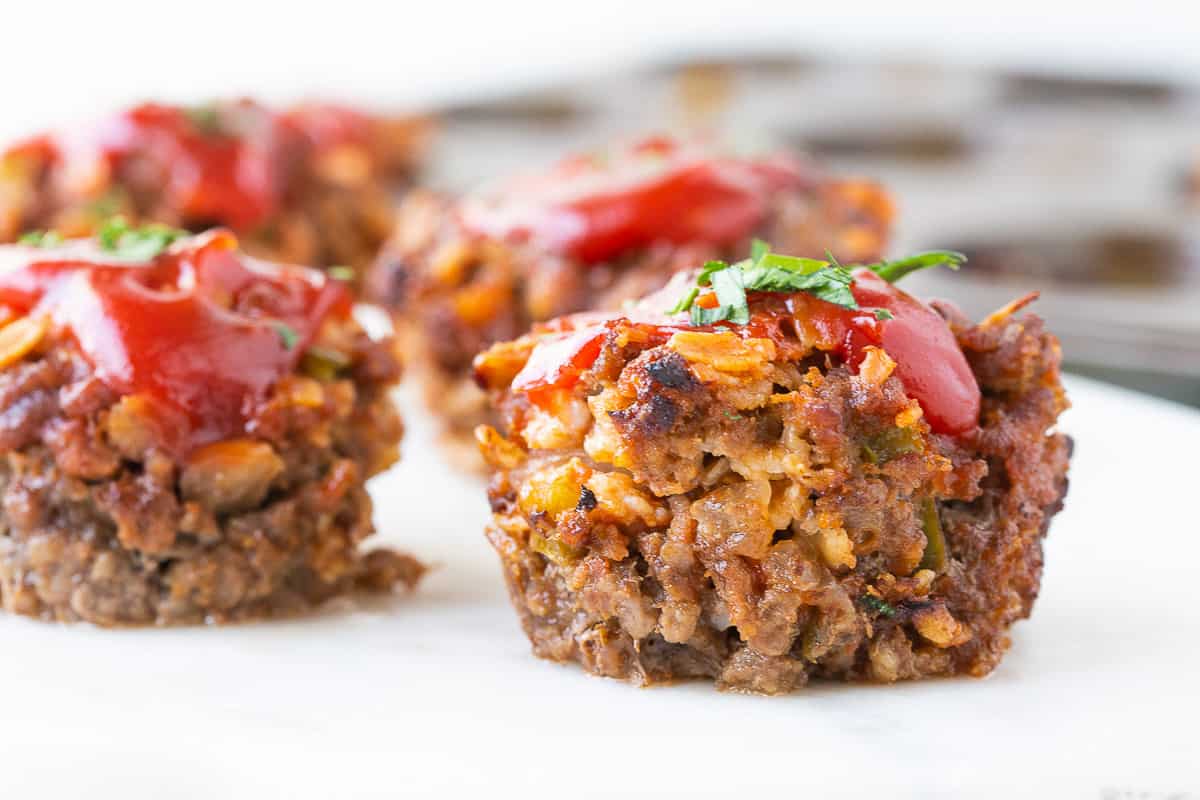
[369,161,892,467]
[475,293,1070,693]
[0,237,422,626]
[0,102,432,285]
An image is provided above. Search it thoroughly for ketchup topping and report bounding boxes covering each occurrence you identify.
[1,102,304,232]
[92,102,293,231]
[460,136,809,264]
[0,232,350,455]
[3,101,395,232]
[510,271,981,436]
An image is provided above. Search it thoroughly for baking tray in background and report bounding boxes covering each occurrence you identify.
[426,55,1200,407]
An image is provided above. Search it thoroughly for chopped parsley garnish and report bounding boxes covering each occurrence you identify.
[184,104,223,136]
[274,323,299,351]
[18,230,64,248]
[865,250,966,284]
[874,309,895,321]
[669,240,966,326]
[692,262,753,325]
[98,217,189,261]
[860,594,898,618]
[667,287,700,315]
[327,265,357,282]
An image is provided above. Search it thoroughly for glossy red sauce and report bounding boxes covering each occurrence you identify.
[0,231,350,455]
[1,102,314,232]
[92,102,293,230]
[511,316,617,409]
[460,136,808,264]
[510,270,981,435]
[801,271,980,434]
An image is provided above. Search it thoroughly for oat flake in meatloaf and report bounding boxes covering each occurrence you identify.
[0,225,422,625]
[0,100,432,286]
[368,136,893,462]
[474,247,1071,694]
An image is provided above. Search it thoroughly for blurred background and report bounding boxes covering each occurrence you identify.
[5,0,1199,405]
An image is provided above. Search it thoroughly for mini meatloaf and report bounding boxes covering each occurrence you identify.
[0,224,421,625]
[369,136,893,458]
[475,246,1070,693]
[0,100,431,284]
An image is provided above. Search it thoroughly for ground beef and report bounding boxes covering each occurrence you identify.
[0,313,422,626]
[475,292,1070,693]
[368,175,893,464]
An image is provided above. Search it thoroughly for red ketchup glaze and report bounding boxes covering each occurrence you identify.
[510,271,981,436]
[509,312,629,407]
[790,270,981,435]
[460,136,808,264]
[89,102,293,231]
[0,232,350,456]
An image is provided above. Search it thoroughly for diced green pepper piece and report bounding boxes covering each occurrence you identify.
[530,533,583,566]
[859,594,898,618]
[918,497,947,573]
[862,426,924,464]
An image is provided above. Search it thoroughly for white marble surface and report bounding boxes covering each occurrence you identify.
[0,374,1196,798]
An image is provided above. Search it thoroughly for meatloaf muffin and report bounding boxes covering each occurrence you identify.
[369,136,892,461]
[0,100,431,286]
[475,244,1071,693]
[0,222,422,626]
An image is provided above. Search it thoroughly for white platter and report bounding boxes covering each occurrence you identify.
[1,374,1196,799]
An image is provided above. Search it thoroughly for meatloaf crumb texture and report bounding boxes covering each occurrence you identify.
[0,316,422,626]
[370,178,893,459]
[476,300,1070,693]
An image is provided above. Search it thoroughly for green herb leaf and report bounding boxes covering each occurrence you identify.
[860,594,897,618]
[275,323,299,351]
[684,260,753,324]
[671,240,862,325]
[709,265,750,324]
[327,265,357,282]
[670,241,966,327]
[759,252,831,274]
[750,238,770,262]
[865,250,966,283]
[97,217,188,261]
[185,104,223,136]
[696,259,729,286]
[18,230,63,248]
[667,287,699,315]
[689,302,731,326]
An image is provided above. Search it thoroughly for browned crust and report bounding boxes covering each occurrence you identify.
[476,304,1070,693]
[0,316,422,626]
